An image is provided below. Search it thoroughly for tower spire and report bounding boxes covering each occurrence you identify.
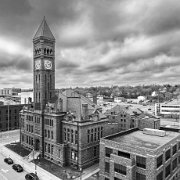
[33,17,55,40]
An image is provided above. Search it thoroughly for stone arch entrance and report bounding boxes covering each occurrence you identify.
[35,139,40,151]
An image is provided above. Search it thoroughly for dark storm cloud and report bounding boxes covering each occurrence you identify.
[56,59,79,70]
[141,0,180,36]
[0,53,31,71]
[1,0,180,87]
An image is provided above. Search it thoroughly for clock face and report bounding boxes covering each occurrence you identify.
[44,59,52,70]
[35,60,41,70]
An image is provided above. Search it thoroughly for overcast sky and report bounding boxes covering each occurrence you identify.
[0,0,180,88]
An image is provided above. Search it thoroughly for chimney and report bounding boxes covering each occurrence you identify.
[93,94,97,104]
[82,104,88,120]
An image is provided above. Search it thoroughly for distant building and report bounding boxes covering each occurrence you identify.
[0,104,25,131]
[100,128,180,180]
[138,116,160,130]
[0,88,21,96]
[19,91,33,104]
[155,101,180,118]
[105,105,141,131]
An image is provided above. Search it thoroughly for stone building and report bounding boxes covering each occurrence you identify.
[100,128,180,180]
[20,17,113,169]
[105,105,141,132]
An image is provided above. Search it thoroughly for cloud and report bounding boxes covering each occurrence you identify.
[0,0,180,88]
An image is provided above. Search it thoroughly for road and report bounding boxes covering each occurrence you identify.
[0,152,27,180]
[0,129,27,180]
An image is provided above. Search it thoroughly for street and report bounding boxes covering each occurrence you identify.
[0,129,27,180]
[0,152,27,180]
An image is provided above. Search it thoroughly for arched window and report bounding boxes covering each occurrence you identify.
[44,48,46,54]
[39,92,40,102]
[47,49,49,55]
[50,49,52,55]
[36,92,37,102]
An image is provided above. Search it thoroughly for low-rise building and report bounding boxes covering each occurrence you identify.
[0,104,25,131]
[155,100,180,118]
[105,105,142,131]
[100,128,180,180]
[0,88,21,96]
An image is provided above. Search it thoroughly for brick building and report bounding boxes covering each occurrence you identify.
[100,128,180,180]
[105,105,141,131]
[0,104,24,131]
[20,17,115,169]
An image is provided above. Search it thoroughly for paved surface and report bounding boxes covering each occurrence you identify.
[0,152,27,180]
[0,130,100,180]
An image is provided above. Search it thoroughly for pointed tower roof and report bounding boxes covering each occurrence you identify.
[33,17,55,40]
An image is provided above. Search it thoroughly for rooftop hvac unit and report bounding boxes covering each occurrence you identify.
[143,128,166,137]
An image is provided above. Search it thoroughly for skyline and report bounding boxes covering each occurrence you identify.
[0,0,180,88]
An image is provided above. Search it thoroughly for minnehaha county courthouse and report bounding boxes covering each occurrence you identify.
[20,17,119,169]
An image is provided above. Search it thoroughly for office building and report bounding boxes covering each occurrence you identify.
[100,128,180,180]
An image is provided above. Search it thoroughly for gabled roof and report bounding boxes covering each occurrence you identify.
[33,17,55,40]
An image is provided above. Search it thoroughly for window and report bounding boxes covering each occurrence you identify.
[156,171,163,180]
[172,158,177,171]
[51,145,54,154]
[118,151,130,159]
[48,130,50,138]
[179,142,180,150]
[101,127,103,138]
[178,155,180,164]
[51,131,53,139]
[136,156,146,169]
[114,163,126,175]
[165,164,171,178]
[87,130,90,143]
[136,172,146,180]
[105,162,110,173]
[94,146,97,157]
[173,144,177,155]
[71,130,74,143]
[165,149,171,161]
[105,147,112,157]
[67,129,70,142]
[157,154,163,168]
[64,128,66,141]
[75,130,78,144]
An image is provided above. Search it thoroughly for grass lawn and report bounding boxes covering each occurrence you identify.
[5,142,81,179]
[5,142,30,157]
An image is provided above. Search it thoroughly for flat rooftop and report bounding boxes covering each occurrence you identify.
[107,129,180,150]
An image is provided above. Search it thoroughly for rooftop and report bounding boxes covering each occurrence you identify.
[106,129,180,150]
[33,17,55,40]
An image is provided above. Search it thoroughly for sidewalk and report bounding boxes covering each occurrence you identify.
[75,163,99,180]
[0,145,61,180]
[0,144,100,180]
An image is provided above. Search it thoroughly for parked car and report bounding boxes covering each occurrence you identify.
[12,164,23,172]
[25,173,39,180]
[4,157,13,164]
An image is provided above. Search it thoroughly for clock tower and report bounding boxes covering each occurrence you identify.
[33,17,55,110]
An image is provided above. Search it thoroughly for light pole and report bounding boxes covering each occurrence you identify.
[33,148,37,175]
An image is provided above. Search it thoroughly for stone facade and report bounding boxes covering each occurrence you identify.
[20,17,124,170]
